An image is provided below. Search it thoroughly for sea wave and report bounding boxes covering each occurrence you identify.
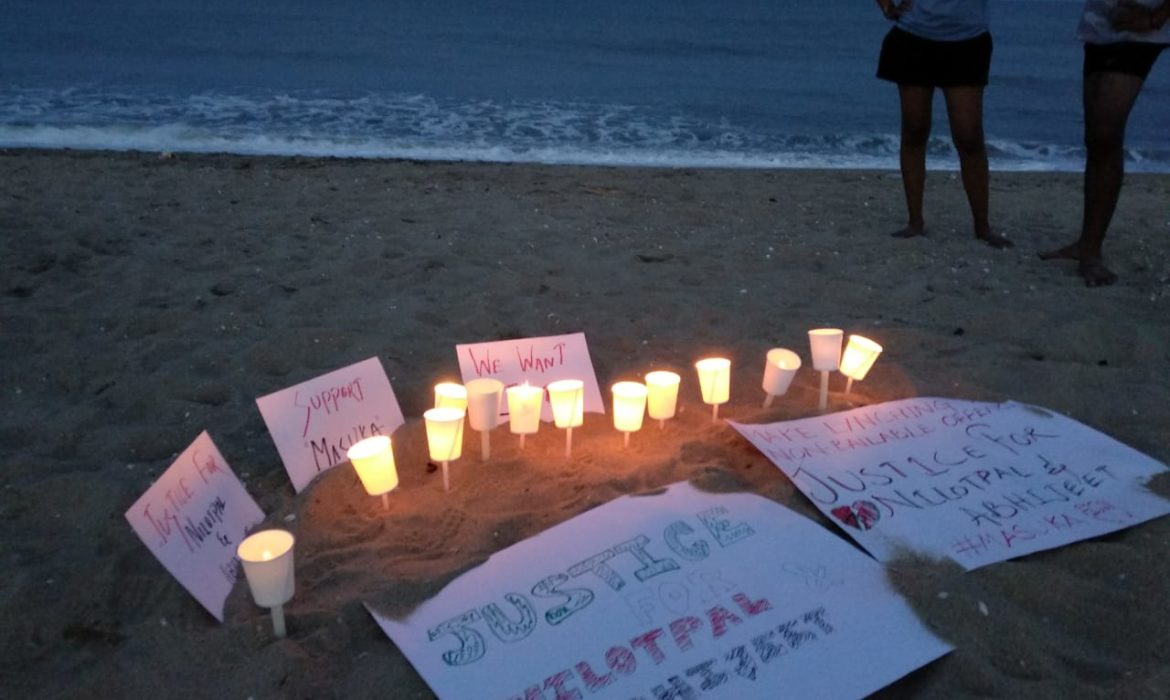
[1,88,1165,172]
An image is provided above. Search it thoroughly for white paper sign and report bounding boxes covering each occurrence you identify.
[256,356,406,492]
[456,332,605,420]
[125,432,265,621]
[730,397,1170,571]
[369,481,950,700]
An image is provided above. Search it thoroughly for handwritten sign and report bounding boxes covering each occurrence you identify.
[456,332,604,421]
[256,356,405,492]
[369,481,950,699]
[730,398,1170,570]
[125,432,265,621]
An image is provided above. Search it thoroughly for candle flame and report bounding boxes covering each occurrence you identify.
[262,550,273,561]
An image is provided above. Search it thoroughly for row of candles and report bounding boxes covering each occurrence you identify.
[235,329,882,637]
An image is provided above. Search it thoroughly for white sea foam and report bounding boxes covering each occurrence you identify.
[0,89,1164,173]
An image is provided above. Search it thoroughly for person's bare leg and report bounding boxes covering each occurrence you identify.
[1040,70,1144,285]
[892,84,932,238]
[943,85,1012,248]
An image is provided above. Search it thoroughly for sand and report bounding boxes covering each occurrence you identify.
[1,148,1169,699]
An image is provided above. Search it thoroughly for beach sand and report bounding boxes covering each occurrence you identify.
[2,149,1169,698]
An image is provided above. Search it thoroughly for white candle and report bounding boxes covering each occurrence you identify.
[612,381,648,447]
[424,407,465,491]
[761,348,801,408]
[434,382,468,411]
[506,382,543,449]
[547,379,584,457]
[808,328,844,410]
[237,529,296,638]
[695,357,731,421]
[346,435,399,510]
[808,328,844,370]
[465,377,504,461]
[839,335,883,396]
[645,370,680,429]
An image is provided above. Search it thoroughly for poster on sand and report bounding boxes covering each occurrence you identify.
[730,397,1170,570]
[369,481,950,699]
[455,332,605,421]
[256,356,405,493]
[125,431,265,621]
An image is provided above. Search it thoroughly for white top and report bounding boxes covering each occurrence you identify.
[1078,0,1170,44]
[898,0,990,42]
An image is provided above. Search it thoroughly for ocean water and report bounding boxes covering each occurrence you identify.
[1,0,1167,171]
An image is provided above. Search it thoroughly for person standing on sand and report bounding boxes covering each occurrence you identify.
[875,0,1013,249]
[1040,0,1170,287]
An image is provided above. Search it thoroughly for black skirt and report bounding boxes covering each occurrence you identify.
[877,26,993,88]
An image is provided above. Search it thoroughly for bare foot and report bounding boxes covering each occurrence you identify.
[1079,258,1118,287]
[1038,242,1117,286]
[1038,242,1080,261]
[890,225,925,239]
[976,231,1014,249]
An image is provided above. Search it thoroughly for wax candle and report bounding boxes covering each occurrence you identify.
[237,529,296,638]
[761,348,801,408]
[434,382,468,411]
[465,377,504,461]
[547,379,584,457]
[645,370,680,429]
[346,435,399,510]
[506,382,543,449]
[695,357,731,421]
[839,335,883,396]
[808,328,844,410]
[424,407,465,491]
[612,381,648,447]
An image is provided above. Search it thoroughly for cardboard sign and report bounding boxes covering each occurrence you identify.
[455,332,604,420]
[730,398,1170,570]
[256,356,406,493]
[369,481,950,699]
[125,432,265,621]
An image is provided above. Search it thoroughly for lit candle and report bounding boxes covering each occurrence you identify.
[237,529,296,638]
[695,358,731,422]
[808,328,844,410]
[434,382,468,411]
[761,348,801,408]
[424,407,465,491]
[645,371,680,429]
[611,381,648,447]
[547,379,584,457]
[839,335,883,397]
[465,377,504,461]
[506,382,543,449]
[346,435,399,511]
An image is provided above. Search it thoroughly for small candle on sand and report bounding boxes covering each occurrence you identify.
[434,382,468,411]
[237,529,296,638]
[612,381,648,447]
[506,382,543,449]
[695,358,731,422]
[645,370,680,429]
[547,379,584,457]
[808,328,843,410]
[346,435,399,511]
[465,377,504,461]
[424,407,465,491]
[761,348,801,408]
[839,335,883,397]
